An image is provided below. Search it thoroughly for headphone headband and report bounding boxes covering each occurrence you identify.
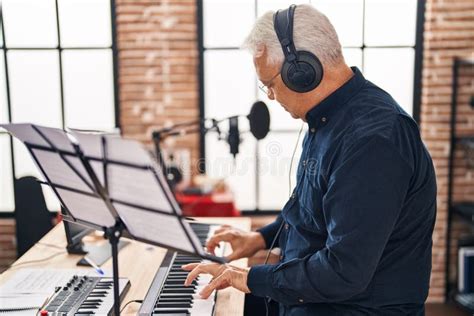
[273,4,324,93]
[273,5,298,63]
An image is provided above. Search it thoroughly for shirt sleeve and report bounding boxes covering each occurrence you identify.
[247,136,413,305]
[256,214,283,249]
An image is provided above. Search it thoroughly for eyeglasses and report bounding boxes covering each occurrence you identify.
[258,71,281,95]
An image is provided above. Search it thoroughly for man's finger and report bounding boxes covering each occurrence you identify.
[214,225,232,234]
[184,264,205,286]
[225,251,240,262]
[199,272,230,299]
[207,232,234,248]
[181,262,199,271]
[206,243,220,256]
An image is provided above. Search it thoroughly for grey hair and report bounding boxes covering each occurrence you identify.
[242,4,343,67]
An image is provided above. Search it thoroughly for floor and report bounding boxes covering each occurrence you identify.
[425,303,471,316]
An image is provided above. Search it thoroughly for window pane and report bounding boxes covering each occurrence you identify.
[364,48,414,115]
[257,89,302,131]
[205,132,256,210]
[8,50,62,127]
[343,47,362,70]
[313,0,363,47]
[258,131,303,210]
[3,0,58,48]
[0,135,14,212]
[364,0,417,46]
[258,0,310,17]
[204,0,255,48]
[204,50,255,131]
[0,22,3,47]
[58,0,112,48]
[0,51,8,124]
[63,49,115,130]
[13,139,61,211]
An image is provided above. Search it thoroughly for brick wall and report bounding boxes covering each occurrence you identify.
[0,219,16,272]
[421,0,474,302]
[116,0,201,173]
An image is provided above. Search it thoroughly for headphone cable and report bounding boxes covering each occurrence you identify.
[263,122,304,316]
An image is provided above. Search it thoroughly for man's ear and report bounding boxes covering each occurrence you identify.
[254,44,266,58]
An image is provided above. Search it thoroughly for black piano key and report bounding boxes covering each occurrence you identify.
[165,280,196,285]
[156,302,192,308]
[84,299,103,303]
[153,308,190,314]
[164,284,196,288]
[158,298,193,303]
[162,288,195,294]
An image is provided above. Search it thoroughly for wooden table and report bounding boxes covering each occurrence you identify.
[0,217,251,315]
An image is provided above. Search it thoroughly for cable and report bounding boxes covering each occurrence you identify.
[9,251,66,269]
[37,242,63,249]
[263,122,304,316]
[264,122,304,265]
[288,123,305,197]
[120,299,143,313]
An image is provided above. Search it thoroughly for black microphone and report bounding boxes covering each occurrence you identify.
[228,116,240,158]
[248,101,270,140]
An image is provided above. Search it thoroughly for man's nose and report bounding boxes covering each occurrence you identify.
[267,89,275,100]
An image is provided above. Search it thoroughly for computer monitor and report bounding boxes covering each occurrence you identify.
[62,207,129,267]
[63,218,94,254]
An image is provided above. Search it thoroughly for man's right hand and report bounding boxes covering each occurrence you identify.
[206,225,267,261]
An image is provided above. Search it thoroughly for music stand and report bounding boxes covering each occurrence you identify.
[1,123,226,316]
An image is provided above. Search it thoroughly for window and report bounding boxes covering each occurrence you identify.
[0,0,119,212]
[200,0,424,211]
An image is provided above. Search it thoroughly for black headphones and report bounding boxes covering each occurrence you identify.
[273,5,324,93]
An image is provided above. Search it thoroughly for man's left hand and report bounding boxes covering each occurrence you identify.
[182,262,251,298]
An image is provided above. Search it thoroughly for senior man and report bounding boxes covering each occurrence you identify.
[182,4,437,316]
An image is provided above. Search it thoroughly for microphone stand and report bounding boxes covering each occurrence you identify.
[152,118,223,180]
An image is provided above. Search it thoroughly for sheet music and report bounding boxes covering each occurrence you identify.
[106,137,152,166]
[103,135,203,253]
[34,125,76,153]
[56,188,116,227]
[3,123,213,261]
[68,131,111,187]
[67,131,103,159]
[31,149,94,193]
[0,124,49,147]
[108,164,173,213]
[0,268,103,295]
[113,203,199,254]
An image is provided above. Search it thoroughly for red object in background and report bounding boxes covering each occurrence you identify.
[175,191,240,217]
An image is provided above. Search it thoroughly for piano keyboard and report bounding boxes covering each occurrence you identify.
[138,222,225,316]
[42,275,130,315]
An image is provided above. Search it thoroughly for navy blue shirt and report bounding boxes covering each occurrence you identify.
[247,67,437,316]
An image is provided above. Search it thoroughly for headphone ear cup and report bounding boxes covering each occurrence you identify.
[281,51,324,93]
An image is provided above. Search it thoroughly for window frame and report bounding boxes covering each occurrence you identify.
[197,0,426,213]
[0,0,121,215]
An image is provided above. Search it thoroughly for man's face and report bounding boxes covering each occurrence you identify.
[254,52,302,119]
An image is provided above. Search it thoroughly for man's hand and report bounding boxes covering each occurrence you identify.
[182,262,250,299]
[206,225,266,261]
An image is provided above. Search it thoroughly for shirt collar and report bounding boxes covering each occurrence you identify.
[305,67,366,129]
